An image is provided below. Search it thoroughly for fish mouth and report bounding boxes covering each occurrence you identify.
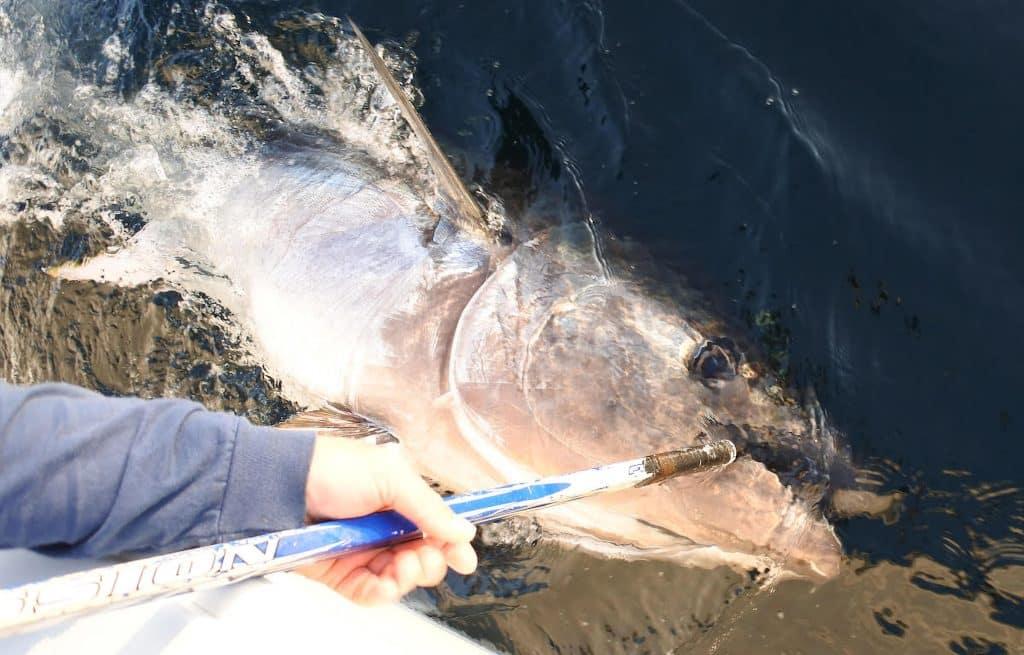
[701,417,838,506]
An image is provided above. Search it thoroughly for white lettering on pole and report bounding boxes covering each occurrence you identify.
[221,537,279,572]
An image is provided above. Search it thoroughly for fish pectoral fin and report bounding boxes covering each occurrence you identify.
[49,224,230,295]
[282,405,452,495]
[49,234,177,287]
[349,19,498,240]
[49,250,157,286]
[278,403,398,445]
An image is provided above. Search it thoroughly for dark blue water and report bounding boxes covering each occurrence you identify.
[1,1,1020,652]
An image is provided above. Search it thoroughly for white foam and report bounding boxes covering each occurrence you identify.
[0,165,17,223]
[0,67,21,117]
[100,34,128,84]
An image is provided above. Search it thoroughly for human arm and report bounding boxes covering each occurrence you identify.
[0,381,315,556]
[0,381,477,604]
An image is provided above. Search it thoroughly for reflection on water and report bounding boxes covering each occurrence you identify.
[0,1,1020,652]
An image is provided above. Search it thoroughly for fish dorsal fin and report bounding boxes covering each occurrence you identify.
[349,19,490,237]
[278,403,397,444]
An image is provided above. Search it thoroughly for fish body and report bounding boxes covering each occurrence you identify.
[57,24,842,580]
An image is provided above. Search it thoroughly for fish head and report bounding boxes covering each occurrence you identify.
[449,224,841,578]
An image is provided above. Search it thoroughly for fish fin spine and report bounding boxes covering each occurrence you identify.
[348,18,498,240]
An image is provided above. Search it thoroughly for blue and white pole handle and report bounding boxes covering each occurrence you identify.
[0,440,735,637]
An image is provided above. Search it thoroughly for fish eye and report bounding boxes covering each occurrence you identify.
[692,338,740,382]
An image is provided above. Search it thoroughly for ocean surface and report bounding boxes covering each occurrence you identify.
[0,1,1021,653]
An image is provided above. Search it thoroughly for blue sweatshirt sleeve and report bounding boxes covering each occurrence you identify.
[0,381,316,557]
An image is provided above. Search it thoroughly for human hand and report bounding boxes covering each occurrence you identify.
[297,436,478,605]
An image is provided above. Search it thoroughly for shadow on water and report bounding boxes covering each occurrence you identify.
[0,0,1021,652]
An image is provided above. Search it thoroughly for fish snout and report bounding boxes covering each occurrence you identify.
[698,421,844,580]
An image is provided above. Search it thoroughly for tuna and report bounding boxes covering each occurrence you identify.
[56,21,843,580]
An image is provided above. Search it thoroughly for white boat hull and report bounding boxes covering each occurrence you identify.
[0,550,492,655]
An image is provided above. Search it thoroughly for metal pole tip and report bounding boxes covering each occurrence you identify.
[640,440,736,486]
